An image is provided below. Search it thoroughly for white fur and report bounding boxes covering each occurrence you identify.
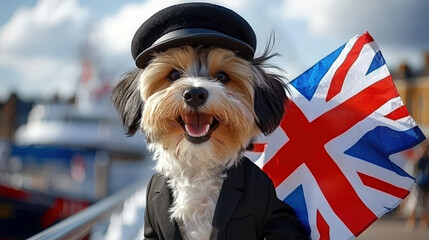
[152,144,240,240]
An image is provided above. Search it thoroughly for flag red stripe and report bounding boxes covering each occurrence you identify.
[315,75,399,141]
[308,142,376,236]
[326,33,374,102]
[317,210,330,240]
[384,105,410,121]
[252,143,267,153]
[263,102,377,235]
[263,76,399,235]
[358,172,410,199]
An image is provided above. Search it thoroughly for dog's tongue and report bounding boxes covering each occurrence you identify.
[184,112,212,137]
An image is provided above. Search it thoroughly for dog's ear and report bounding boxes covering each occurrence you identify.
[251,50,287,135]
[111,69,143,136]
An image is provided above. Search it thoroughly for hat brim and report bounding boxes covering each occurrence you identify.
[134,28,255,68]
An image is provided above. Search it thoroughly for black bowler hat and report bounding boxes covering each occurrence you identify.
[131,2,257,68]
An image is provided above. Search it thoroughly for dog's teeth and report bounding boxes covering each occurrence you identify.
[185,124,210,137]
[185,125,192,135]
[202,124,210,136]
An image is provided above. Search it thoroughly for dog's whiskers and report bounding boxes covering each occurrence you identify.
[175,134,185,154]
[175,148,181,159]
[212,137,225,146]
[175,136,184,159]
[168,119,180,126]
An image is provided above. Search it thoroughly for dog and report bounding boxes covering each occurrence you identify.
[112,3,307,240]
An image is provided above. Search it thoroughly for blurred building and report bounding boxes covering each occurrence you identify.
[393,52,429,135]
[0,94,34,140]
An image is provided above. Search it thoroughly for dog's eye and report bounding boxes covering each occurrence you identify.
[168,70,181,81]
[214,71,230,84]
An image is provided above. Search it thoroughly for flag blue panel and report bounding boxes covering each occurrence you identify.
[366,51,385,75]
[283,185,311,235]
[290,44,345,101]
[345,126,425,177]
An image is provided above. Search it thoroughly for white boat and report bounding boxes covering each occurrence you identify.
[14,101,148,157]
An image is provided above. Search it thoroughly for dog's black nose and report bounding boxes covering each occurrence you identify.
[182,87,209,108]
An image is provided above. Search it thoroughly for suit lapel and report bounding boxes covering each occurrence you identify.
[152,175,183,240]
[209,162,245,240]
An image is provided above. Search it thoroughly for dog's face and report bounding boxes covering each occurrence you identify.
[141,47,259,163]
[112,46,287,168]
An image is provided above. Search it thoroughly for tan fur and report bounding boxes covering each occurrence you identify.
[140,47,260,165]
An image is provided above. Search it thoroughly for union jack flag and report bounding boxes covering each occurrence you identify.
[246,32,426,239]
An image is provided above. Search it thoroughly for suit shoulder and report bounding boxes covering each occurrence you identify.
[241,157,272,187]
[242,157,270,178]
[147,172,167,195]
[150,172,164,183]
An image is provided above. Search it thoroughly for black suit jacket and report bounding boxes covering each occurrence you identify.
[144,158,309,240]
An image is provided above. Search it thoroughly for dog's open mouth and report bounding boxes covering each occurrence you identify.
[177,112,219,144]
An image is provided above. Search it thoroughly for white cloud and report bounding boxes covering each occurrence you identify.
[0,0,88,55]
[280,0,429,73]
[0,0,89,99]
[283,0,429,47]
[91,0,175,72]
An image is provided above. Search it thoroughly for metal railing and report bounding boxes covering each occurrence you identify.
[27,179,147,240]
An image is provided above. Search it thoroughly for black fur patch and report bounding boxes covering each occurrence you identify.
[253,75,287,135]
[111,69,143,136]
[251,40,288,135]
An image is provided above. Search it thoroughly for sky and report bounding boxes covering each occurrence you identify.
[0,0,428,101]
